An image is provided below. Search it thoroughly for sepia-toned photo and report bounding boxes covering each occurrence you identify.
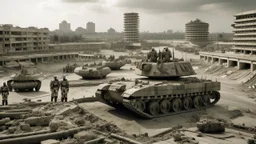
[0,0,255,144]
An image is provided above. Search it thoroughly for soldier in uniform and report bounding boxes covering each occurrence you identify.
[0,83,9,105]
[60,76,69,102]
[50,76,60,102]
[147,48,157,62]
[162,47,172,62]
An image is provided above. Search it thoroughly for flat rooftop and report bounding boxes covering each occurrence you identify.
[234,10,256,17]
[0,52,78,61]
[49,42,105,46]
[199,52,256,62]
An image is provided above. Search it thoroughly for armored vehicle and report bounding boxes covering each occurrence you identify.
[103,55,126,70]
[95,60,221,119]
[7,66,42,92]
[74,66,111,79]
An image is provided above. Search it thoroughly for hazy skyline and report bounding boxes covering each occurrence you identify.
[0,0,256,33]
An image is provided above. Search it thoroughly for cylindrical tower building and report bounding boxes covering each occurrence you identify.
[185,19,209,47]
[124,13,139,43]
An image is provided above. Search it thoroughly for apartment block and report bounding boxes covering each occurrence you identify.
[0,24,49,55]
[232,10,256,54]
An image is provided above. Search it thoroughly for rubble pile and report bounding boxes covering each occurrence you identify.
[0,102,146,144]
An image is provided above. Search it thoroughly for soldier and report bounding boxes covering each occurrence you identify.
[147,48,157,62]
[158,50,163,63]
[50,76,60,102]
[0,82,9,105]
[60,76,69,102]
[162,47,172,62]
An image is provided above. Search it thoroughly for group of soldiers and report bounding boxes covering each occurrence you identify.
[50,76,70,102]
[0,76,70,105]
[147,47,173,63]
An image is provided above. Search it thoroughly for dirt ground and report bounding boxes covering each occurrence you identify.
[0,50,255,143]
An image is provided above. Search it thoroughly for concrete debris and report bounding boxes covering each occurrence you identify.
[25,116,51,126]
[49,121,59,132]
[56,105,80,116]
[20,123,31,132]
[74,131,97,143]
[74,117,85,126]
[197,118,225,133]
[0,118,10,126]
[41,139,60,144]
[8,127,16,134]
[0,126,7,131]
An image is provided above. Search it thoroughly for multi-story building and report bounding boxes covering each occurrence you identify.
[185,19,209,47]
[59,20,71,33]
[124,12,139,43]
[0,24,49,55]
[232,10,256,54]
[86,22,95,33]
[124,12,140,49]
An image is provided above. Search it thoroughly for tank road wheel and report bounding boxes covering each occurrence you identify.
[35,81,41,92]
[134,100,146,112]
[209,91,221,106]
[148,101,160,116]
[202,95,210,107]
[193,96,203,109]
[171,98,182,112]
[183,97,193,110]
[159,99,171,114]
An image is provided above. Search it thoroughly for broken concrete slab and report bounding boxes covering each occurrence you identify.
[74,131,97,143]
[0,118,10,126]
[41,139,60,144]
[20,123,31,132]
[56,105,79,116]
[8,127,16,134]
[25,116,51,126]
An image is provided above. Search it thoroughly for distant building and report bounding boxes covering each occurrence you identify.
[86,22,95,33]
[0,24,49,55]
[75,27,87,35]
[124,12,140,49]
[59,20,71,33]
[232,10,256,54]
[167,30,173,34]
[185,19,209,47]
[108,28,116,34]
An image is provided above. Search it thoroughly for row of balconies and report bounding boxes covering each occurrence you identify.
[233,28,256,32]
[234,33,256,36]
[233,37,256,40]
[235,17,256,23]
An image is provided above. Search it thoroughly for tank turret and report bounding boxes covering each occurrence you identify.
[103,55,126,70]
[74,66,111,79]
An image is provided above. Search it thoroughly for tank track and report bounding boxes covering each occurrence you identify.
[122,91,220,119]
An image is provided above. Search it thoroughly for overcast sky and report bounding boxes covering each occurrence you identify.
[0,0,255,33]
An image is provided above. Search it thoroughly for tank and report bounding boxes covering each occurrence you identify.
[95,60,221,119]
[103,56,126,70]
[7,66,42,92]
[74,66,111,79]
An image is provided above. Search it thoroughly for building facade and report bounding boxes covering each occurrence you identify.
[59,20,71,33]
[185,19,209,47]
[86,22,95,33]
[124,13,139,43]
[232,10,256,54]
[0,24,49,55]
